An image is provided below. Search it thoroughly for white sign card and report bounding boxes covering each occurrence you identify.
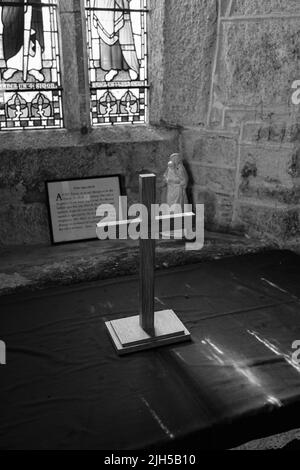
[46,176,121,244]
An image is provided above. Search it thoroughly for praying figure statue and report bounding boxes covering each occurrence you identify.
[92,0,139,82]
[164,153,189,210]
[1,0,45,82]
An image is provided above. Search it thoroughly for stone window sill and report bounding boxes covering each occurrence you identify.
[0,125,177,151]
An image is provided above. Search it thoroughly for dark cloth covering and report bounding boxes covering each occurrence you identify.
[0,251,300,450]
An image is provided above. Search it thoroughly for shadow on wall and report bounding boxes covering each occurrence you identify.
[184,159,217,229]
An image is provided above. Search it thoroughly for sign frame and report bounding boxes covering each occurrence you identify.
[45,175,122,245]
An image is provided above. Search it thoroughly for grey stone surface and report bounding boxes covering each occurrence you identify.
[0,128,178,245]
[239,145,295,187]
[0,273,31,291]
[181,130,238,168]
[237,201,300,241]
[231,0,300,16]
[0,204,50,246]
[204,2,300,244]
[0,232,274,296]
[191,165,236,194]
[162,0,217,127]
[148,0,166,125]
[216,19,300,108]
[193,187,234,229]
[242,122,300,144]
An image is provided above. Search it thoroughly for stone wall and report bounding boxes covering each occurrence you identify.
[176,0,300,244]
[162,0,218,127]
[0,0,178,246]
[0,0,299,246]
[0,127,178,245]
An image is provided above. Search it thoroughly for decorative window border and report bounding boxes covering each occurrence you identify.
[85,0,149,126]
[0,0,164,139]
[0,0,64,131]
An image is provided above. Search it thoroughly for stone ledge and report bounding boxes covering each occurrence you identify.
[0,125,178,151]
[0,232,274,297]
[237,201,300,241]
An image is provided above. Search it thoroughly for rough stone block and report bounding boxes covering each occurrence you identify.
[239,178,300,205]
[0,204,50,246]
[162,0,217,127]
[0,130,178,245]
[242,122,300,144]
[237,202,300,241]
[181,130,238,168]
[231,0,300,16]
[240,145,295,187]
[191,164,236,195]
[193,187,234,228]
[224,109,258,132]
[215,19,300,108]
[148,0,165,125]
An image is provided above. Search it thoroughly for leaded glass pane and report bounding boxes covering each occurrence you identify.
[0,0,63,131]
[85,0,148,126]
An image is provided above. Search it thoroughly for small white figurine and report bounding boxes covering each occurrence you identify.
[161,153,190,240]
[164,153,188,209]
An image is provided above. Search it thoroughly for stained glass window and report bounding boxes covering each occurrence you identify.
[85,0,148,126]
[0,0,63,131]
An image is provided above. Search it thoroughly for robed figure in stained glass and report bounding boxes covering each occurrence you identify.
[93,0,139,82]
[2,0,44,82]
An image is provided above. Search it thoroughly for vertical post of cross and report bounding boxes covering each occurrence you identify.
[139,174,156,336]
[103,173,192,355]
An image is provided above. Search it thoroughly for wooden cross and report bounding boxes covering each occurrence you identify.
[98,174,193,355]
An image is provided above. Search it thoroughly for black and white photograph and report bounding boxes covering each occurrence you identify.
[0,0,300,453]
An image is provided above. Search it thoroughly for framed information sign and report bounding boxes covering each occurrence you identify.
[46,175,122,244]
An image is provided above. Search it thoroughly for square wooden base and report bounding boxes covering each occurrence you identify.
[105,310,191,355]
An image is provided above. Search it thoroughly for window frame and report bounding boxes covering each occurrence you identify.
[0,0,65,132]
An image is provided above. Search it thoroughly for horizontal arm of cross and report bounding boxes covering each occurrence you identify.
[97,217,142,229]
[156,212,194,223]
[96,211,194,239]
[97,212,194,227]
